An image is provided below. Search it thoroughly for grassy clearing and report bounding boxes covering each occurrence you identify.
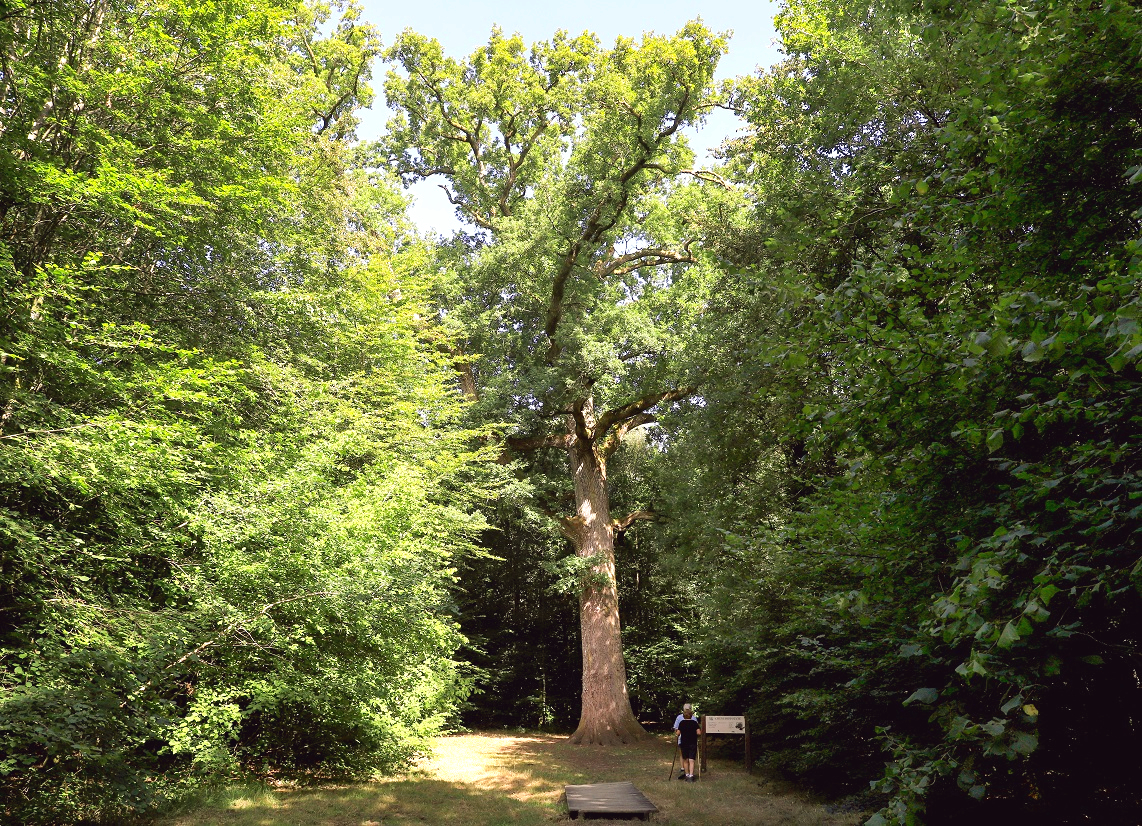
[161,732,864,826]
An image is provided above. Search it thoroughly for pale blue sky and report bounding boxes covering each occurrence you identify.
[352,0,784,233]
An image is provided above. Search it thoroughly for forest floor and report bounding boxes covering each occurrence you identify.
[162,731,866,826]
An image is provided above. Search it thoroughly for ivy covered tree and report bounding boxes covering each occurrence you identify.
[454,430,700,733]
[381,23,726,744]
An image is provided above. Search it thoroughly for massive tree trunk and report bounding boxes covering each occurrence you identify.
[502,389,694,744]
[565,402,646,745]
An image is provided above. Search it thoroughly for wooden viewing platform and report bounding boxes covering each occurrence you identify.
[565,781,658,820]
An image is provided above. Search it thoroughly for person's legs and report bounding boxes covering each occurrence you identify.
[681,744,697,778]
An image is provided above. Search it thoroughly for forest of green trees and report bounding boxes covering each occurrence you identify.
[1,0,1138,824]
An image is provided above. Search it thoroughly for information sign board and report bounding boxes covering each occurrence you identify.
[703,715,746,734]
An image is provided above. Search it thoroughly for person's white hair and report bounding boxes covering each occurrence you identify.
[682,703,692,712]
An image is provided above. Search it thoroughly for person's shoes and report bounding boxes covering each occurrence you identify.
[688,775,698,782]
[677,772,686,780]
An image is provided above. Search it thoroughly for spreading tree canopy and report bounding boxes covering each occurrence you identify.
[381,22,725,744]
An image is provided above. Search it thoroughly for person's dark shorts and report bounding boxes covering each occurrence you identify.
[680,743,697,759]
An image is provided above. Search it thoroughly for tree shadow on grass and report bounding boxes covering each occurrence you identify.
[165,776,561,826]
[489,733,865,826]
[163,733,862,826]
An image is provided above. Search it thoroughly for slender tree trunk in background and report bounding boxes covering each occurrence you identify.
[565,406,646,745]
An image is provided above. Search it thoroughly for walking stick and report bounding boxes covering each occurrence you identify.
[668,743,679,780]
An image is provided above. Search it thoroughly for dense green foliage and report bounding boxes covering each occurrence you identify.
[651,0,1142,823]
[1,1,490,822]
[2,0,1138,822]
[379,23,724,505]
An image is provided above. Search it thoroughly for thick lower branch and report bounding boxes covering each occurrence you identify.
[571,398,595,451]
[612,509,659,532]
[505,433,572,452]
[598,412,655,458]
[594,385,697,445]
[596,245,698,277]
[451,348,479,401]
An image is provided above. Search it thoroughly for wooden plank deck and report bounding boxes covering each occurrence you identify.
[565,781,658,820]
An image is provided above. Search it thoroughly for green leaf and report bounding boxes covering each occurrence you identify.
[904,687,939,705]
[1010,731,1038,755]
[998,621,1021,648]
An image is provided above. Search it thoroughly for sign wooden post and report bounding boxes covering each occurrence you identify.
[700,717,706,774]
[699,715,751,774]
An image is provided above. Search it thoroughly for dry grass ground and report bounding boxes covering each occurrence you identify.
[162,732,865,826]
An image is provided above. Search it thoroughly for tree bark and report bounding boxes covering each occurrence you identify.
[491,385,692,744]
[565,400,647,745]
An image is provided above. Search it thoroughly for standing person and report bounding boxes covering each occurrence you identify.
[674,706,701,782]
[672,703,693,779]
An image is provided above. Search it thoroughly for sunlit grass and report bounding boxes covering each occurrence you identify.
[161,732,864,826]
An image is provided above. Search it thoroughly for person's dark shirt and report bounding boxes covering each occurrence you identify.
[677,717,700,747]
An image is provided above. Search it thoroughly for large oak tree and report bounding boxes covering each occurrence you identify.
[381,23,724,744]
